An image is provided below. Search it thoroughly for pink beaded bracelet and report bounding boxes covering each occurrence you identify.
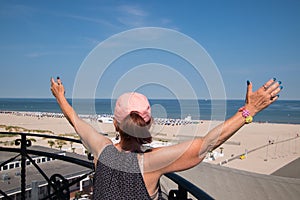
[239,106,253,124]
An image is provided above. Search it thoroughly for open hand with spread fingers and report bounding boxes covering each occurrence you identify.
[244,78,283,117]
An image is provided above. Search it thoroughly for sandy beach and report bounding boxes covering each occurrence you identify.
[1,112,299,176]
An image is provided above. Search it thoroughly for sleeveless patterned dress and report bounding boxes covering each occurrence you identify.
[92,145,153,200]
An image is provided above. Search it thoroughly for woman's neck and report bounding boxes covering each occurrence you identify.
[117,138,142,153]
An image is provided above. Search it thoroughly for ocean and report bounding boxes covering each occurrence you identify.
[0,98,299,124]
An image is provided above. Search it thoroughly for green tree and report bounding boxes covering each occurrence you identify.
[55,139,67,150]
[48,140,55,148]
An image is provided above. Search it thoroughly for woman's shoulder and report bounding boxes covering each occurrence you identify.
[96,144,116,159]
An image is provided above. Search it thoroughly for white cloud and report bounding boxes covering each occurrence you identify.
[62,13,118,29]
[117,5,148,17]
[114,4,148,27]
[115,4,176,30]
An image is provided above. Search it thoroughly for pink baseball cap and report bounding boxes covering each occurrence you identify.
[114,92,151,123]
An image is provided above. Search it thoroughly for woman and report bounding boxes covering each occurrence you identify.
[51,77,282,199]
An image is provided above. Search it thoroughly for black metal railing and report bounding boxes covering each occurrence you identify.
[0,132,213,200]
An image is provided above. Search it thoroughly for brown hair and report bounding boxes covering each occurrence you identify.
[118,111,152,151]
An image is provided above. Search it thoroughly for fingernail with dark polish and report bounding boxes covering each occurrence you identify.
[247,80,250,85]
[273,77,276,81]
[57,76,60,79]
[277,94,280,98]
[278,81,282,84]
[280,86,283,89]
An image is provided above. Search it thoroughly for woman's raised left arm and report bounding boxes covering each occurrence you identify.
[145,78,282,174]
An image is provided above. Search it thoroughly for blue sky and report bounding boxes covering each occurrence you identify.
[0,0,299,100]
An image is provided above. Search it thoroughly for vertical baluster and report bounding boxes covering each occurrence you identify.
[15,134,31,200]
[20,134,27,200]
[178,185,188,200]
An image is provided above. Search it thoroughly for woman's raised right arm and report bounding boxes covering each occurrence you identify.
[50,77,112,158]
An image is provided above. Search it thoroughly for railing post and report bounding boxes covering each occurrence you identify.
[15,134,32,200]
[20,134,27,200]
[178,185,188,199]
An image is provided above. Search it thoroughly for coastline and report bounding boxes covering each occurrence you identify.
[0,111,299,177]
